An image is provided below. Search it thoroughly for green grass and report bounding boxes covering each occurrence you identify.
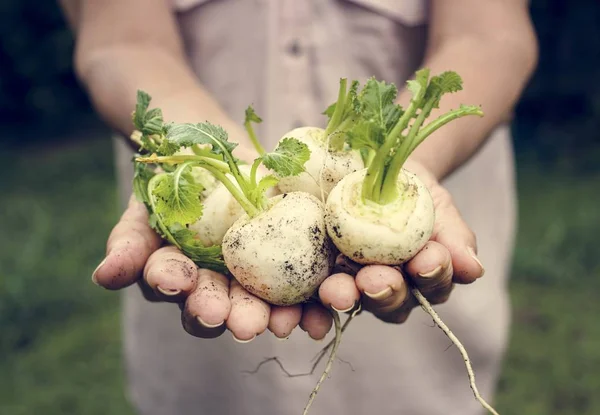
[0,137,598,414]
[495,162,600,415]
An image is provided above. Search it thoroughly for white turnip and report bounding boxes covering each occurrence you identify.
[276,79,365,200]
[222,191,334,305]
[325,69,483,265]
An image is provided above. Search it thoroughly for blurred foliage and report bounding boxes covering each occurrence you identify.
[0,0,93,141]
[513,0,600,173]
[0,0,599,168]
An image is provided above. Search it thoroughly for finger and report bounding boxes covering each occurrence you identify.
[143,246,198,302]
[431,189,484,284]
[333,254,362,276]
[355,265,409,315]
[404,241,454,304]
[299,302,333,341]
[373,303,416,324]
[227,280,270,342]
[181,269,231,338]
[318,273,360,313]
[268,305,303,339]
[92,196,161,289]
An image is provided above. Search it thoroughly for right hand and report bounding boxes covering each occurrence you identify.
[92,194,340,342]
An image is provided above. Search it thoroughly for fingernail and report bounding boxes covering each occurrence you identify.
[197,316,224,329]
[232,333,256,344]
[417,265,442,279]
[91,258,107,285]
[331,304,355,313]
[276,335,290,342]
[156,286,182,296]
[364,286,393,301]
[467,247,485,277]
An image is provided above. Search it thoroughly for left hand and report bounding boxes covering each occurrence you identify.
[318,158,485,324]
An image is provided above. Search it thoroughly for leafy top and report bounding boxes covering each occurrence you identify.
[261,138,311,177]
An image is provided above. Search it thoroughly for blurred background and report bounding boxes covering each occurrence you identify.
[0,1,599,414]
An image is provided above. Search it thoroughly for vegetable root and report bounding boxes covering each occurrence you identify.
[411,287,500,415]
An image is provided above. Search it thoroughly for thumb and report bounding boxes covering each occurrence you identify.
[430,186,485,284]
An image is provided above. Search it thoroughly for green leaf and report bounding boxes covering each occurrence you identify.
[133,91,165,136]
[423,71,464,109]
[151,163,205,228]
[406,68,430,104]
[255,174,279,195]
[133,90,151,131]
[165,122,238,156]
[343,78,402,153]
[244,105,263,124]
[358,77,402,132]
[322,102,336,118]
[261,138,310,177]
[156,139,180,156]
[132,161,156,207]
[346,121,385,151]
[169,226,227,273]
[323,79,361,130]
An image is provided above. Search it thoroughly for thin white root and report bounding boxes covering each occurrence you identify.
[302,310,342,415]
[310,304,361,365]
[411,287,500,415]
[242,305,361,379]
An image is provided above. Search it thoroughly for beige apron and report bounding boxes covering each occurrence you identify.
[113,1,517,413]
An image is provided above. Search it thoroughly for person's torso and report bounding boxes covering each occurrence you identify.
[171,0,429,147]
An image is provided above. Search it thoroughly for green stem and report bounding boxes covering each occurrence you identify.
[378,105,483,204]
[362,77,429,203]
[410,106,484,155]
[192,145,224,160]
[147,175,182,249]
[325,78,348,139]
[207,166,259,217]
[244,120,266,156]
[250,158,261,189]
[136,154,230,173]
[379,100,434,203]
[361,104,415,202]
[138,153,261,217]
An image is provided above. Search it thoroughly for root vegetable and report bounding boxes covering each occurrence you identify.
[326,167,434,264]
[275,79,366,200]
[134,105,335,305]
[325,69,483,265]
[126,75,501,415]
[189,165,278,247]
[222,192,334,305]
[276,126,363,199]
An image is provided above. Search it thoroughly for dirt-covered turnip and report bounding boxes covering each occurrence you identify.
[222,192,334,305]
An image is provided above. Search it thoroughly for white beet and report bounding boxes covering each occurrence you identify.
[188,165,278,247]
[276,127,363,201]
[188,182,244,246]
[325,168,434,265]
[222,192,335,306]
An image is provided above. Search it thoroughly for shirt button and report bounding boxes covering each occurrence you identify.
[287,39,302,56]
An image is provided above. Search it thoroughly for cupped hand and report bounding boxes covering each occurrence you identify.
[92,194,335,342]
[92,156,482,341]
[318,158,485,324]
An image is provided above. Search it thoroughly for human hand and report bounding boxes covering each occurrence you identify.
[317,158,485,324]
[92,190,340,342]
